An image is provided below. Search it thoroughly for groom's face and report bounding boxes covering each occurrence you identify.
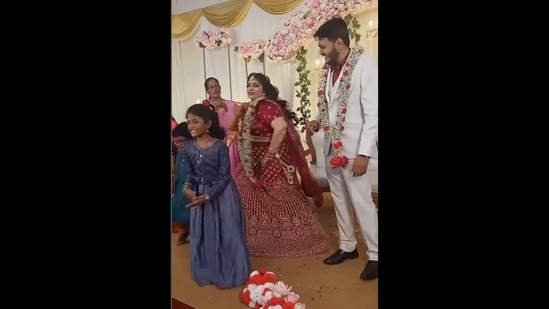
[317,38,339,66]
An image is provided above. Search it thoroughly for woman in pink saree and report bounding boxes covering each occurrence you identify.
[201,77,241,180]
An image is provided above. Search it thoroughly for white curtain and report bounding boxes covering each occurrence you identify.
[172,39,205,122]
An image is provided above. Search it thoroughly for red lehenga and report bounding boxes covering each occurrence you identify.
[234,98,329,258]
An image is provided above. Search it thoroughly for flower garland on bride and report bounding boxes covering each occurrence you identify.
[317,45,364,168]
[238,97,265,188]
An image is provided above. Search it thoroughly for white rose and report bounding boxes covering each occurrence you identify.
[294,303,306,309]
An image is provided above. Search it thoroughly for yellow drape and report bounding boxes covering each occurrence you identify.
[172,0,304,40]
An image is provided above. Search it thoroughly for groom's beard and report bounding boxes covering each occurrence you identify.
[325,49,340,66]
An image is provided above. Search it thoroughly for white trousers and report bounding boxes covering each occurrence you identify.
[325,158,378,261]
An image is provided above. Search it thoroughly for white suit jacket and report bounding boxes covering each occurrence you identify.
[315,53,378,159]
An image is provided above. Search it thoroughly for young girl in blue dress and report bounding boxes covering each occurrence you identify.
[183,103,251,289]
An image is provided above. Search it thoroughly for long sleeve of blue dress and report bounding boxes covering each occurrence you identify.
[204,143,231,201]
[184,149,196,190]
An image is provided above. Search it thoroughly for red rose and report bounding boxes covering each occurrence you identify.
[340,155,349,167]
[262,271,276,283]
[318,90,324,95]
[342,108,347,113]
[323,126,330,131]
[345,84,351,89]
[330,156,342,168]
[240,289,251,304]
[264,296,286,308]
[245,269,277,286]
[282,302,296,309]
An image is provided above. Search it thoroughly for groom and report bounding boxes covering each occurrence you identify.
[307,17,379,281]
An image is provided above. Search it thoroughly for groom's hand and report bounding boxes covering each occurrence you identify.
[353,156,369,177]
[306,120,319,135]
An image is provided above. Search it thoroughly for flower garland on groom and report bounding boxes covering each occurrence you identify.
[317,45,364,168]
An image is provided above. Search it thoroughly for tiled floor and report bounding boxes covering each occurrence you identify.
[172,193,378,309]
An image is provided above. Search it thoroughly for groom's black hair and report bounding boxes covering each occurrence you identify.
[314,17,350,47]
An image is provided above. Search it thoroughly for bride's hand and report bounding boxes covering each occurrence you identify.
[234,104,247,119]
[261,155,276,168]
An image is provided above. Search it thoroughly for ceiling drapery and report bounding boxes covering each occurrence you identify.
[172,0,304,40]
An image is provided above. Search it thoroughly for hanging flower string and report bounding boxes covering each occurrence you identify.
[196,28,232,49]
[317,45,364,169]
[238,97,265,188]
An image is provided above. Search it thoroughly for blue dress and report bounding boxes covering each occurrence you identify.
[184,138,251,289]
[172,151,191,225]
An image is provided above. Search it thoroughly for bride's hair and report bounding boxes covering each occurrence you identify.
[247,72,299,126]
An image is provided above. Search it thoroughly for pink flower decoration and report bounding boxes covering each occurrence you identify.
[196,28,231,49]
[266,0,374,61]
[286,291,300,303]
[234,40,267,62]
